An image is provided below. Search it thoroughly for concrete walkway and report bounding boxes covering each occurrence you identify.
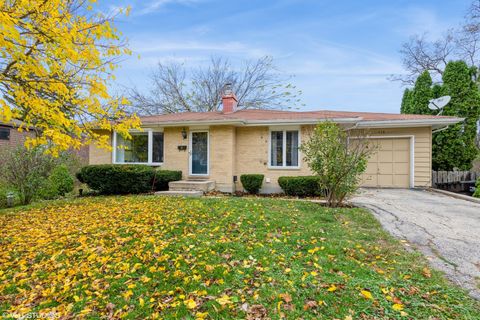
[352,188,480,299]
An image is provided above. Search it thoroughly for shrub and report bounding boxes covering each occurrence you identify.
[0,146,56,205]
[278,176,325,197]
[0,146,81,205]
[240,174,264,194]
[300,122,373,207]
[153,170,182,191]
[77,165,155,194]
[474,178,480,198]
[40,165,75,199]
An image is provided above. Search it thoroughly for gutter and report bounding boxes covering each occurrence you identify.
[141,117,361,127]
[355,118,463,129]
[243,117,360,126]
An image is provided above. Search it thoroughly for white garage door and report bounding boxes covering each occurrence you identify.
[361,138,411,188]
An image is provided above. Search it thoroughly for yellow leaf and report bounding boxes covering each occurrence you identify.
[284,268,292,273]
[123,290,133,299]
[185,298,197,309]
[139,298,145,307]
[393,303,404,311]
[327,284,337,292]
[216,295,233,306]
[360,290,373,300]
[196,312,208,319]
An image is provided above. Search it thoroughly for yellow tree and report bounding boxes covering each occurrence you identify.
[0,0,140,155]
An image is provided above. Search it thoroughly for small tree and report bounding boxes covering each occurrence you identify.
[300,122,373,207]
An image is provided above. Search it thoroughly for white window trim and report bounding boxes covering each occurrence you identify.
[268,126,301,170]
[112,129,164,166]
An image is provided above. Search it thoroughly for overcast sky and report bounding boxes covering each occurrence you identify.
[101,0,471,113]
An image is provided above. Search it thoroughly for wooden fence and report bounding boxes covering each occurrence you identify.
[432,171,479,191]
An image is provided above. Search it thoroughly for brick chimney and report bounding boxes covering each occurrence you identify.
[221,83,237,113]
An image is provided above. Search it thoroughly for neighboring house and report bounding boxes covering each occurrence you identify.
[0,121,37,149]
[88,90,462,193]
[0,121,89,163]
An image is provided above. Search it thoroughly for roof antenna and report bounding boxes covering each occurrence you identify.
[428,96,451,115]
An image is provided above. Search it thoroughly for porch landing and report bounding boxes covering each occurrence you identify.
[168,180,215,192]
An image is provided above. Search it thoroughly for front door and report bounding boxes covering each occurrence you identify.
[189,131,209,175]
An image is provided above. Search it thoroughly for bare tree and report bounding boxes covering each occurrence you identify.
[128,56,302,115]
[393,0,480,84]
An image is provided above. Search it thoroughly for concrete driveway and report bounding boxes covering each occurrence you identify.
[352,188,480,299]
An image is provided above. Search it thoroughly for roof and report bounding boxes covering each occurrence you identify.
[139,109,463,129]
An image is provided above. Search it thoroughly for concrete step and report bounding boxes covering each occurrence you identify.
[155,190,203,198]
[169,180,215,192]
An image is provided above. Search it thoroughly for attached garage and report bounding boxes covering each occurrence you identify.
[361,137,413,188]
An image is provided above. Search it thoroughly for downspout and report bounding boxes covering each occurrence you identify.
[432,125,450,134]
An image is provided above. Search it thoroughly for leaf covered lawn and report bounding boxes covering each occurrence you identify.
[0,196,479,319]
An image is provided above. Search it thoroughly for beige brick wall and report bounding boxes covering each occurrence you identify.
[234,125,433,192]
[162,126,236,192]
[88,130,112,165]
[86,125,433,191]
[162,127,188,175]
[210,126,236,192]
[234,126,313,193]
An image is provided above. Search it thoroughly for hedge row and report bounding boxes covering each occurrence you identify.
[278,176,325,197]
[76,165,182,194]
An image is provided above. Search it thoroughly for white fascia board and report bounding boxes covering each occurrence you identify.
[243,118,360,126]
[356,118,464,129]
[140,117,360,128]
[140,119,245,127]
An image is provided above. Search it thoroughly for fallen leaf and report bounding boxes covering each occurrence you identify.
[303,300,318,310]
[422,267,431,278]
[327,284,337,292]
[216,295,233,306]
[392,303,404,311]
[185,298,197,309]
[360,290,373,300]
[279,293,292,303]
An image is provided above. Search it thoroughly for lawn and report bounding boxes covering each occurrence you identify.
[0,196,479,319]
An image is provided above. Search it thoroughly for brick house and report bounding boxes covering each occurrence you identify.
[0,121,37,149]
[86,89,463,193]
[0,121,89,163]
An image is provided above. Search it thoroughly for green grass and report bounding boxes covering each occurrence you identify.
[0,196,479,319]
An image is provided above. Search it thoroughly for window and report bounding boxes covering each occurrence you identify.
[114,130,164,165]
[152,132,164,163]
[269,129,300,168]
[0,127,10,140]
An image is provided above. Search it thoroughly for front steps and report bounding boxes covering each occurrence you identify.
[155,180,215,197]
[154,190,203,198]
[169,180,215,192]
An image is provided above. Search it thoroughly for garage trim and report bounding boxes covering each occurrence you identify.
[349,135,415,188]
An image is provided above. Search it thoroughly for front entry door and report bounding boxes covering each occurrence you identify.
[189,131,209,175]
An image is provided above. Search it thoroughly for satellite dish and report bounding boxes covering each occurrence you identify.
[428,96,451,111]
